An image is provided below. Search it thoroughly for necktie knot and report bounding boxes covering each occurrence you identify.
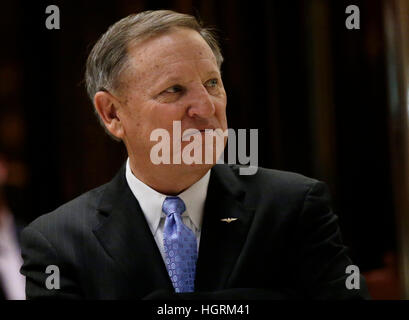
[162,196,186,217]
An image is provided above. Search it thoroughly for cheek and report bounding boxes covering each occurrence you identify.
[151,103,186,127]
[118,103,145,139]
[122,116,142,138]
[215,98,228,125]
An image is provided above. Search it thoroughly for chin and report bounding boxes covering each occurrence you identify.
[186,161,215,169]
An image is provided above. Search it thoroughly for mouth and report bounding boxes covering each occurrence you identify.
[182,127,216,140]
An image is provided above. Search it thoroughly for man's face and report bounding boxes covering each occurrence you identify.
[115,27,228,172]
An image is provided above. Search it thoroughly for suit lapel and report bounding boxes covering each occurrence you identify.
[195,165,255,291]
[93,165,173,297]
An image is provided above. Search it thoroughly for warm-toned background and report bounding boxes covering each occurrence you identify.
[1,0,408,299]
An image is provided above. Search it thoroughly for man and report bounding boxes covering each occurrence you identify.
[20,10,369,299]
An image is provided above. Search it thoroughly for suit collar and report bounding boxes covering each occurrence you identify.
[96,163,246,215]
[210,164,246,200]
[124,158,210,234]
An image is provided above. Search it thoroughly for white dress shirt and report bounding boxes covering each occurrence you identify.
[0,209,26,300]
[125,159,210,262]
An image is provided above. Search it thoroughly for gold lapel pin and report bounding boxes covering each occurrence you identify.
[220,218,238,223]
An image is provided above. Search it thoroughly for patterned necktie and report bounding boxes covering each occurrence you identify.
[162,196,198,293]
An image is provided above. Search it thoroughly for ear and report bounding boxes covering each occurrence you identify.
[94,91,124,139]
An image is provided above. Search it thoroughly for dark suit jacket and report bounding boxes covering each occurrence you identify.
[20,164,369,299]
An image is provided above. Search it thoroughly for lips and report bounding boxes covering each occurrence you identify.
[182,127,215,140]
[182,129,204,140]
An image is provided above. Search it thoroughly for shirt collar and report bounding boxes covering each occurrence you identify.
[125,158,210,235]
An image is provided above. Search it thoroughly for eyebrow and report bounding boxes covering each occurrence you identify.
[156,70,221,87]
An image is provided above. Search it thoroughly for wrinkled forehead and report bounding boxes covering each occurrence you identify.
[125,27,218,76]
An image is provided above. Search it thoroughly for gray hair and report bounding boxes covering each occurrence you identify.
[85,10,224,139]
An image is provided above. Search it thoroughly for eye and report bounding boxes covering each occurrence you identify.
[205,78,219,88]
[155,84,184,103]
[164,85,183,94]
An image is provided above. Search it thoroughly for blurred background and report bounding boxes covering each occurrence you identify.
[0,0,408,299]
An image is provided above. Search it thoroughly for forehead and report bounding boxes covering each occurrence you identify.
[126,27,218,76]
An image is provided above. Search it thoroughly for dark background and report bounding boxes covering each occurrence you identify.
[0,0,405,298]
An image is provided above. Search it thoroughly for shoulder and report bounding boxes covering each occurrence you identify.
[211,164,327,210]
[213,164,320,193]
[25,183,108,238]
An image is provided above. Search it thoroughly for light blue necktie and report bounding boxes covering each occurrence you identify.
[162,196,198,293]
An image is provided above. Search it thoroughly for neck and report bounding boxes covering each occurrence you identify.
[128,158,211,195]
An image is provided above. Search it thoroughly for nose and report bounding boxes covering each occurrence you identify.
[186,85,215,119]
